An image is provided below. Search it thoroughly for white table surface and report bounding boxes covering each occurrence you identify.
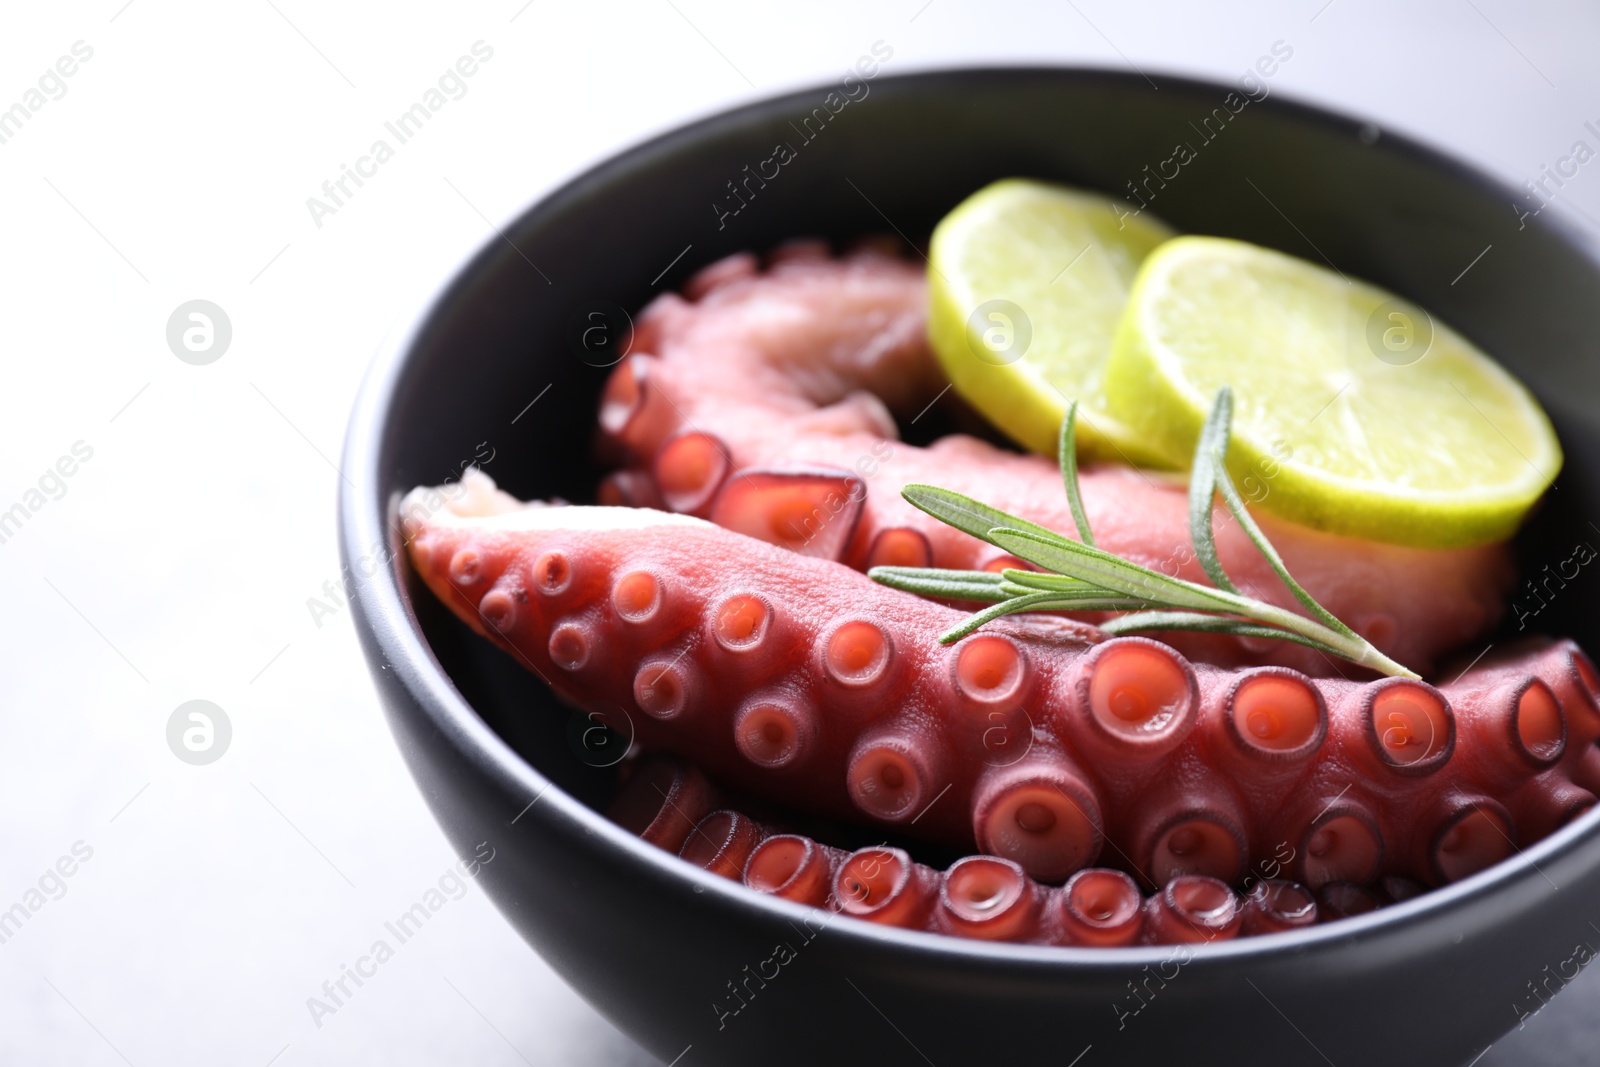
[3,1,1598,1063]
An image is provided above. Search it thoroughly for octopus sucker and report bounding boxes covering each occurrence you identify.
[1456,674,1568,788]
[732,694,817,769]
[937,856,1042,942]
[709,467,865,561]
[1509,773,1595,842]
[970,756,1104,882]
[1241,880,1319,936]
[1063,638,1200,778]
[403,483,1593,897]
[865,526,933,569]
[835,847,940,928]
[1056,868,1145,947]
[846,728,948,824]
[1424,798,1516,884]
[1215,668,1328,768]
[653,431,731,516]
[1143,875,1243,944]
[1127,775,1250,887]
[1344,679,1456,778]
[820,619,895,690]
[743,834,844,906]
[597,354,675,451]
[1294,806,1385,889]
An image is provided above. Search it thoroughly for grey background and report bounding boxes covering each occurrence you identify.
[2,1,1597,1064]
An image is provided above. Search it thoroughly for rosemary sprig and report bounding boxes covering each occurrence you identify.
[869,388,1418,678]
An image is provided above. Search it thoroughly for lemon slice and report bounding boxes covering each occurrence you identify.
[1101,236,1562,547]
[928,179,1175,459]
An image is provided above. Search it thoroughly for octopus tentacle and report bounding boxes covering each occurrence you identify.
[404,482,1596,889]
[611,760,1438,946]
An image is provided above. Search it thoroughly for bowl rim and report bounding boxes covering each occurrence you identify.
[340,63,1600,973]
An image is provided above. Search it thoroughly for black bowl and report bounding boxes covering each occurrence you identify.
[341,67,1600,1066]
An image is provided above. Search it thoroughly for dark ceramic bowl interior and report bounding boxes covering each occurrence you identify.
[342,68,1600,1066]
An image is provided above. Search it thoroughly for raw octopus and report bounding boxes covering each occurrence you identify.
[595,242,1514,677]
[400,476,1600,891]
[609,753,1334,945]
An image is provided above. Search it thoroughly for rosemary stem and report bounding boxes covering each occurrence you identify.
[1233,599,1418,678]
